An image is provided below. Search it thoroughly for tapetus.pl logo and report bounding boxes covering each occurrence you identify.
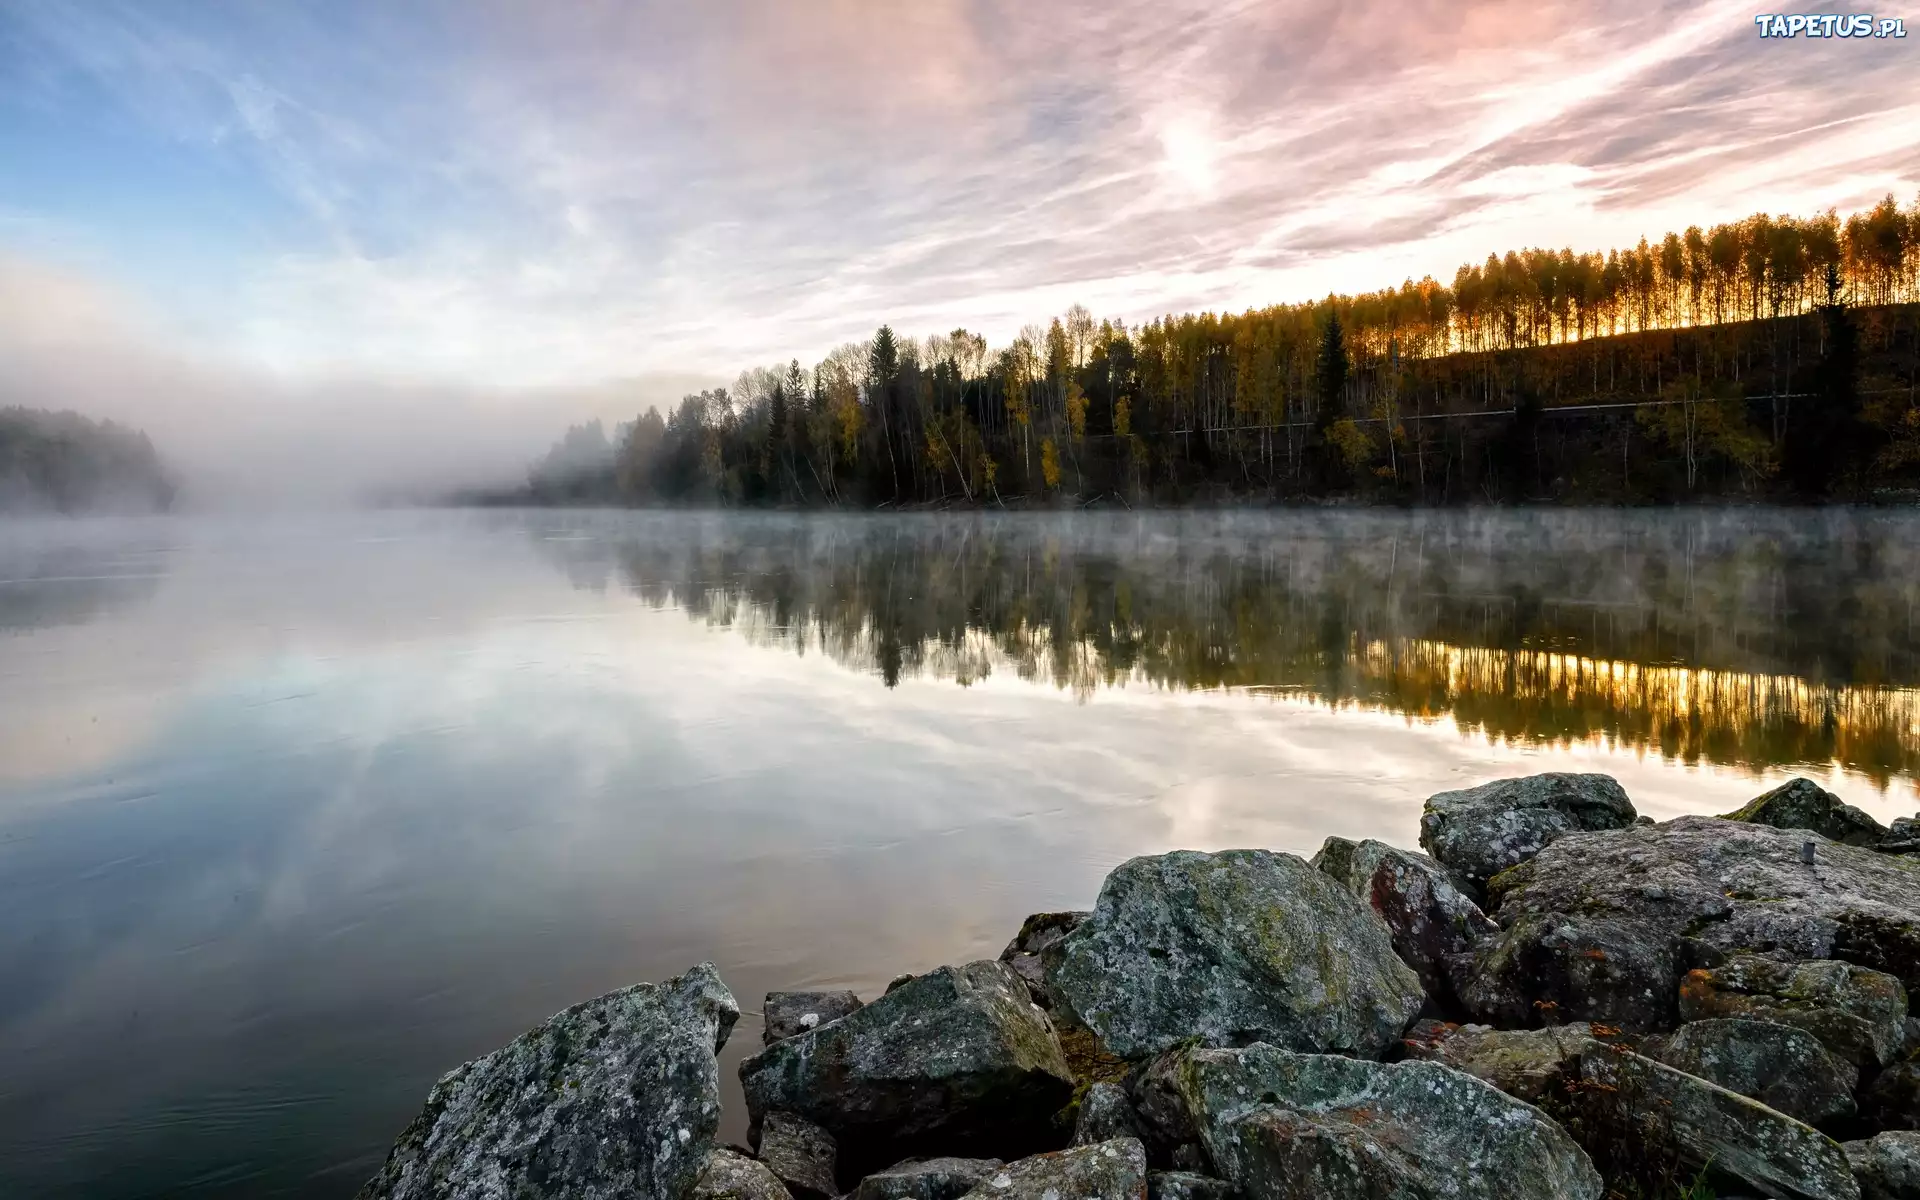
[1753,12,1907,36]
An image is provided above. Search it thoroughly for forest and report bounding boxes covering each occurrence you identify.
[0,407,175,514]
[511,195,1920,507]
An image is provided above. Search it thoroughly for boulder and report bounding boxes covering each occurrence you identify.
[1882,817,1920,855]
[739,960,1073,1176]
[1310,836,1497,1015]
[1000,912,1086,1008]
[1419,773,1636,891]
[356,962,738,1200]
[956,1139,1147,1200]
[1843,1132,1920,1200]
[1458,912,1680,1032]
[1678,955,1908,1068]
[757,1112,838,1200]
[1658,1018,1858,1129]
[1483,816,1920,993]
[693,1150,796,1200]
[849,1158,1003,1200]
[1862,1061,1920,1131]
[1724,778,1888,847]
[1044,849,1424,1061]
[1071,1082,1141,1148]
[1159,1042,1601,1200]
[764,990,864,1046]
[1146,1171,1235,1200]
[1402,1021,1860,1200]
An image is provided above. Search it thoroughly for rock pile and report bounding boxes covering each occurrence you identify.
[358,773,1920,1200]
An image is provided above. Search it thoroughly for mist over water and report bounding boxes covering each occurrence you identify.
[1,507,1916,1198]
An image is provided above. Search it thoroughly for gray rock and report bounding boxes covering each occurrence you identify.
[956,1139,1147,1200]
[764,990,864,1046]
[1844,1132,1920,1200]
[1679,954,1909,1067]
[1882,817,1920,855]
[1160,1042,1602,1200]
[1310,836,1497,1015]
[1146,1171,1234,1200]
[1000,912,1087,1009]
[1045,849,1424,1061]
[1419,772,1637,891]
[693,1150,796,1200]
[850,1158,1003,1200]
[1862,1061,1920,1131]
[887,974,915,994]
[1459,911,1680,1032]
[757,1112,838,1200]
[1483,816,1920,993]
[1724,778,1889,847]
[1072,1082,1141,1148]
[355,962,738,1200]
[739,960,1073,1176]
[1403,1021,1860,1200]
[1659,1018,1859,1129]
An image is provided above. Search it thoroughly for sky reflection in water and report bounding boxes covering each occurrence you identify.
[0,508,1915,1198]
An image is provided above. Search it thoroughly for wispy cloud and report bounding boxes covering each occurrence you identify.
[1,0,1916,388]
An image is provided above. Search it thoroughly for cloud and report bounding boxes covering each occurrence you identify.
[1,0,1917,413]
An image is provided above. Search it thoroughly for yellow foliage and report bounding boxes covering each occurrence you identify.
[1066,382,1088,438]
[1114,396,1132,438]
[1041,437,1061,490]
[1325,418,1375,470]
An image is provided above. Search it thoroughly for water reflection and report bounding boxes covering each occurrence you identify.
[538,509,1920,787]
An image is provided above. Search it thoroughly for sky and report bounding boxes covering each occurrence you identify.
[2,0,1918,500]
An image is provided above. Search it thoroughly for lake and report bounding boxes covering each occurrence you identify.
[2,507,1917,1198]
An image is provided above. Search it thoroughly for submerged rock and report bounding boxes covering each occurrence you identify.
[956,1139,1147,1200]
[1658,1018,1858,1129]
[694,1150,795,1200]
[1678,954,1908,1067]
[1071,1082,1141,1148]
[1403,1020,1860,1200]
[757,1112,838,1200]
[763,990,864,1046]
[1310,836,1497,1015]
[356,962,739,1200]
[1484,816,1920,992]
[1045,849,1424,1061]
[1724,778,1888,847]
[1459,911,1680,1032]
[1161,1042,1601,1200]
[1418,772,1637,892]
[1843,1132,1920,1200]
[739,960,1073,1176]
[849,1158,1003,1200]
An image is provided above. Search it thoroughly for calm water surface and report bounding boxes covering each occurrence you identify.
[2,507,1918,1198]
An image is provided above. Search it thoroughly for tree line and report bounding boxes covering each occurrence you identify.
[0,407,175,514]
[514,195,1920,507]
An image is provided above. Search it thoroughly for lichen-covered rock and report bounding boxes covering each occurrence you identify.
[1419,773,1636,891]
[1678,955,1909,1067]
[1160,1043,1601,1200]
[1311,836,1497,1015]
[1882,817,1920,855]
[956,1139,1147,1200]
[1483,816,1920,992]
[1724,778,1889,847]
[1862,1061,1920,1132]
[764,990,864,1046]
[1658,1018,1859,1129]
[1045,849,1424,1061]
[356,962,739,1200]
[693,1150,795,1200]
[1072,1082,1141,1148]
[1843,1132,1920,1200]
[1402,1021,1860,1200]
[739,960,1073,1176]
[850,1158,1003,1200]
[757,1112,838,1200]
[1458,911,1680,1032]
[1146,1171,1234,1200]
